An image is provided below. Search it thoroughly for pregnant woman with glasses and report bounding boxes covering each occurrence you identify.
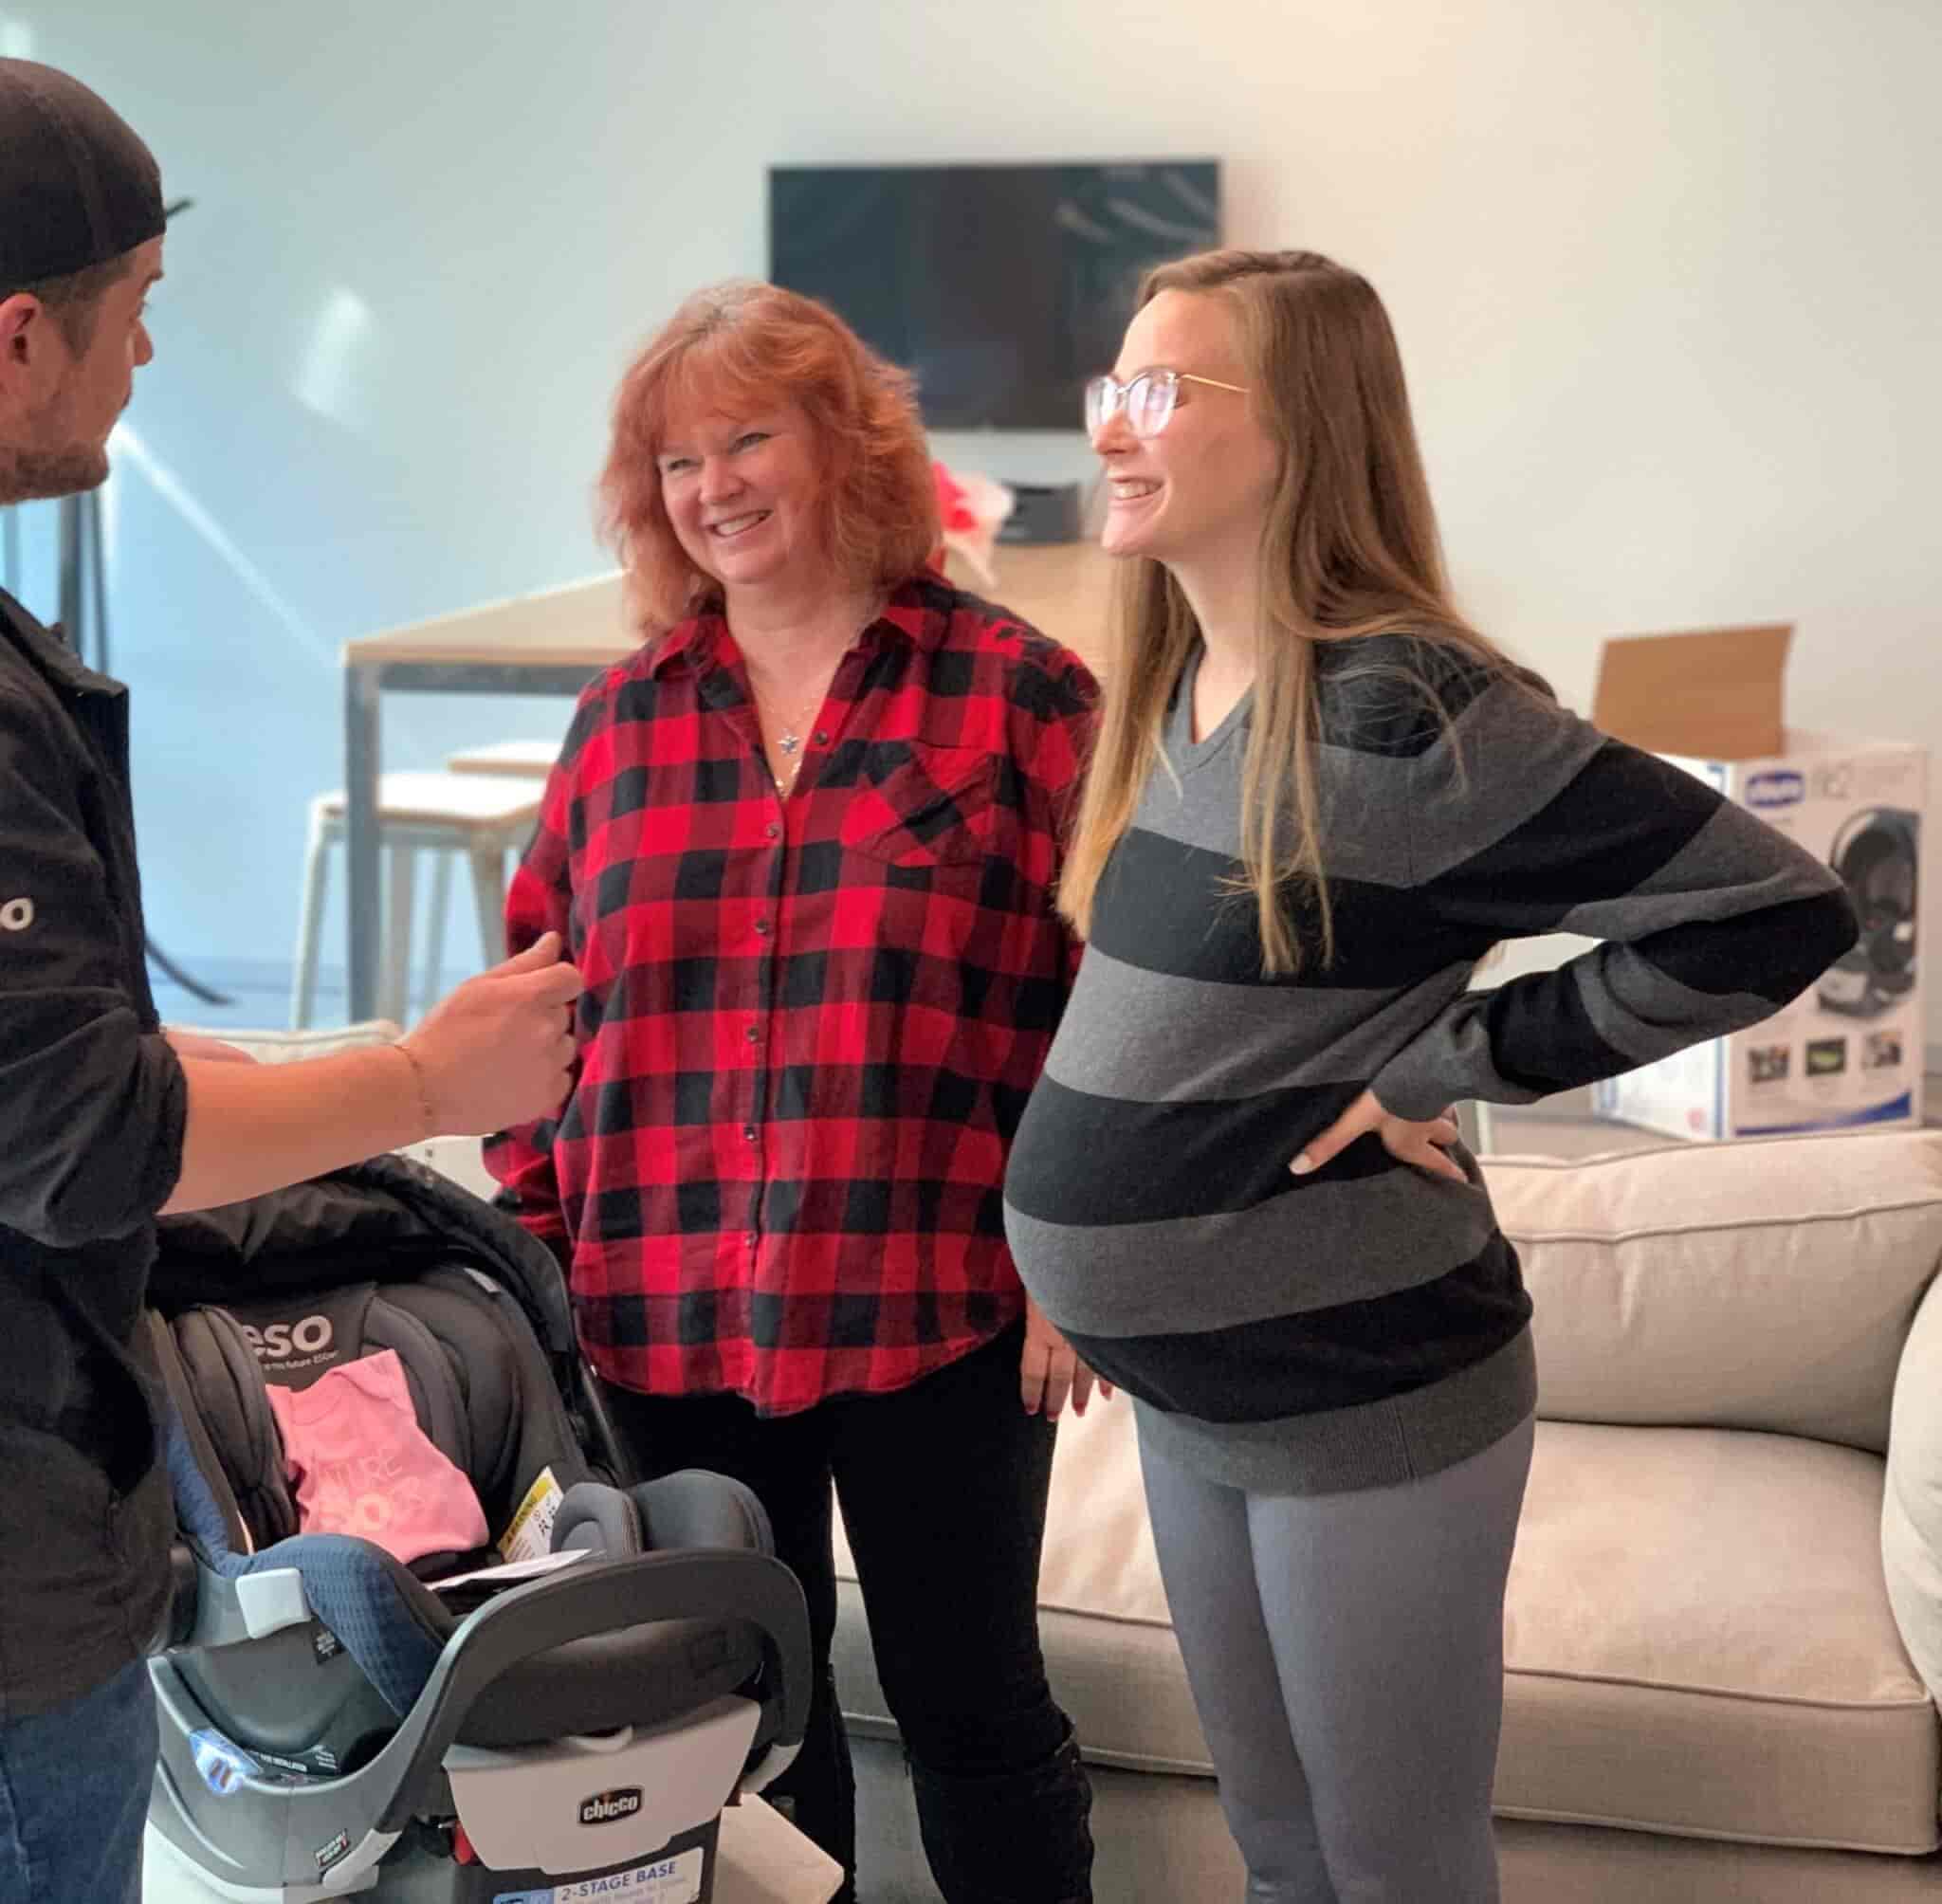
[1003,248,1858,1901]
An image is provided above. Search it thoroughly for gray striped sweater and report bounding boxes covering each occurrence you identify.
[1003,635,1859,1493]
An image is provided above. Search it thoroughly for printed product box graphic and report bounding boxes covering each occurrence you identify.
[1586,625,1926,1141]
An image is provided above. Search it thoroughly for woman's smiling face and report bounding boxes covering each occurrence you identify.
[656,391,827,593]
[1092,288,1278,569]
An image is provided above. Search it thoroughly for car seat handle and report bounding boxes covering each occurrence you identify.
[366,1548,811,1836]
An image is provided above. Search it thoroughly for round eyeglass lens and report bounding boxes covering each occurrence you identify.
[1084,376,1115,436]
[1127,372,1178,437]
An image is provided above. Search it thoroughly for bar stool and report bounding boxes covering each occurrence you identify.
[445,740,560,778]
[291,771,542,1029]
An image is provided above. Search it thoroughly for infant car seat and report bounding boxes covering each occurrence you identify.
[142,1154,810,1902]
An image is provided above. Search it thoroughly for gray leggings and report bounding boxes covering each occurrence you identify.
[1139,1416,1534,1904]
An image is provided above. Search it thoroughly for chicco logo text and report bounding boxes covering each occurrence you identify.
[241,1316,335,1362]
[1746,770,1806,810]
[578,1787,644,1826]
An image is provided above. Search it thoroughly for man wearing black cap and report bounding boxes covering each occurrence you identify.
[0,61,583,1902]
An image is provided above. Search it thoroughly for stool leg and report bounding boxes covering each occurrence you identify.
[421,849,452,1017]
[380,842,416,1029]
[290,807,331,1031]
[468,840,509,968]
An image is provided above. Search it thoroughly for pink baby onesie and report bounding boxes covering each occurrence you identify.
[266,1348,488,1565]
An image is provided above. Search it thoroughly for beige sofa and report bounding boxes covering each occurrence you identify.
[834,1130,1942,1900]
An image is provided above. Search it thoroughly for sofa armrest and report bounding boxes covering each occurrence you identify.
[1882,1266,1942,1710]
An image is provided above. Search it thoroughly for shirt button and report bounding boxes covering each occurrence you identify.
[742,1125,758,1143]
[744,1025,760,1044]
[765,821,781,840]
[754,919,771,937]
[814,731,829,745]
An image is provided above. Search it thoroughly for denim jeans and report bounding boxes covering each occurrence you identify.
[603,1320,1094,1904]
[0,1655,156,1904]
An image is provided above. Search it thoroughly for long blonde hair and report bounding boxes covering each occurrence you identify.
[1060,247,1528,975]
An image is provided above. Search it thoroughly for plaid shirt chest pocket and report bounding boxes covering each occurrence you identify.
[837,743,999,871]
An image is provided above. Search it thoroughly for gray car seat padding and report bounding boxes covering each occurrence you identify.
[382,1266,590,1528]
[164,1409,772,1742]
[155,1262,779,1747]
[167,1304,301,1546]
[164,1276,560,1555]
[164,1410,450,1717]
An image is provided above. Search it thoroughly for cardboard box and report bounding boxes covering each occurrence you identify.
[1587,624,1927,1142]
[715,1796,846,1903]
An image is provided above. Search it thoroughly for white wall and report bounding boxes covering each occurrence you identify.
[17,2,1942,1027]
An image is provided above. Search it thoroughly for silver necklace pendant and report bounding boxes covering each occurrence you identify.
[779,730,802,756]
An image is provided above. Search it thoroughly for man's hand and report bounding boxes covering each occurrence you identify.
[1292,1089,1467,1184]
[164,1029,259,1065]
[1021,1296,1115,1419]
[405,932,583,1136]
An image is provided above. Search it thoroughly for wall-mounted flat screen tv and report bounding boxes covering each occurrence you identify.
[768,161,1220,430]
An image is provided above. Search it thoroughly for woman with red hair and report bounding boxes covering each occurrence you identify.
[487,282,1099,1904]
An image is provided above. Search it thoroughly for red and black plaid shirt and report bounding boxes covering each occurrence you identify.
[486,572,1097,1415]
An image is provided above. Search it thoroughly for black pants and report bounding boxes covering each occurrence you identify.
[599,1321,1093,1904]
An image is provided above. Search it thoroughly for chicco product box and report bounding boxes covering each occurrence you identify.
[1587,624,1927,1141]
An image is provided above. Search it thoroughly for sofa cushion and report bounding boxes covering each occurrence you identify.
[833,1583,1218,1779]
[1490,1131,1942,1451]
[834,1134,1942,1845]
[1501,1419,1939,1853]
[836,1405,1942,1846]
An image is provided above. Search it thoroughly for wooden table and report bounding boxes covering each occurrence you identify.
[955,540,1115,675]
[337,545,1115,1022]
[339,572,634,1021]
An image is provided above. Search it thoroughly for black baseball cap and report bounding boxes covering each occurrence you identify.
[0,60,164,286]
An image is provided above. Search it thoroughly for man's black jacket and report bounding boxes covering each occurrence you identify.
[0,589,185,1714]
